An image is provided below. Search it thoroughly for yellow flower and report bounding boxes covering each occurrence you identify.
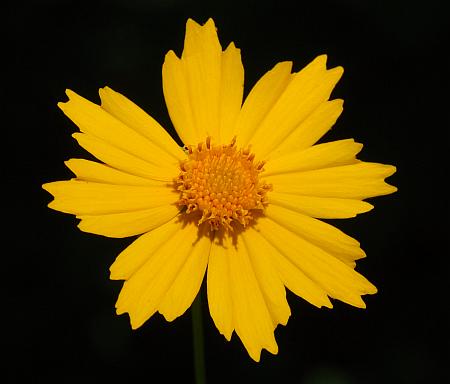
[43,18,396,361]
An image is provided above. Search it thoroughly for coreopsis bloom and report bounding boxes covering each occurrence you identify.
[43,18,396,361]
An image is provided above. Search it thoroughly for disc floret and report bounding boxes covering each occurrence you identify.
[175,137,271,231]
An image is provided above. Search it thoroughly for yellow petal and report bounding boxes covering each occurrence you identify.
[77,205,179,238]
[234,61,292,147]
[163,19,245,145]
[228,234,278,361]
[43,180,177,215]
[257,217,377,308]
[207,231,234,341]
[158,224,211,321]
[248,56,344,158]
[64,159,164,186]
[59,90,179,167]
[110,217,182,280]
[182,18,221,59]
[73,133,176,181]
[246,227,332,308]
[218,42,244,143]
[266,162,397,199]
[162,50,198,145]
[208,231,281,361]
[99,86,185,161]
[273,99,344,156]
[182,52,221,140]
[115,220,200,329]
[264,204,365,263]
[241,230,291,327]
[268,192,373,219]
[163,19,223,145]
[264,139,362,175]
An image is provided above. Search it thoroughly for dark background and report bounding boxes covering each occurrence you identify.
[5,0,447,383]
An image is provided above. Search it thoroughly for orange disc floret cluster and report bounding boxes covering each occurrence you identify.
[175,137,272,231]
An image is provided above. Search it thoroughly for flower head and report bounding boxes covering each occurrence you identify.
[43,18,396,361]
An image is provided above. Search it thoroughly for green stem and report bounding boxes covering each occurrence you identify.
[192,291,207,384]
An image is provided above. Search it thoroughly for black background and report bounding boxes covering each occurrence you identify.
[5,0,447,383]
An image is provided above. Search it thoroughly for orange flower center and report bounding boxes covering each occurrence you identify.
[175,137,272,231]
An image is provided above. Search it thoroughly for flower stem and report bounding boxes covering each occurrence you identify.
[192,291,207,384]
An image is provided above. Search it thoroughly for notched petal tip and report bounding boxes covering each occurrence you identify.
[303,54,343,76]
[201,17,217,30]
[41,182,52,193]
[365,280,378,295]
[130,317,144,330]
[109,265,124,281]
[250,353,261,363]
[185,17,216,34]
[359,201,374,215]
[225,41,239,51]
[116,306,142,329]
[263,61,293,80]
[64,88,78,99]
[369,286,378,295]
[247,342,279,363]
[159,310,177,323]
[278,60,294,68]
[315,54,328,66]
[41,180,68,200]
[224,331,233,342]
[386,165,397,177]
[76,220,89,234]
[46,200,59,211]
[115,306,124,314]
[163,49,179,62]
[57,101,66,110]
[63,159,80,176]
[186,17,201,28]
[98,86,108,99]
[328,65,344,80]
[332,98,344,109]
[334,65,344,74]
[312,294,333,309]
[57,89,84,111]
[378,164,398,195]
[42,185,60,211]
[98,85,122,103]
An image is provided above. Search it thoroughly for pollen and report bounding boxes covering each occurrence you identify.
[175,137,272,232]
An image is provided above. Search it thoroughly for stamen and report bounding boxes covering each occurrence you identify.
[175,137,272,232]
